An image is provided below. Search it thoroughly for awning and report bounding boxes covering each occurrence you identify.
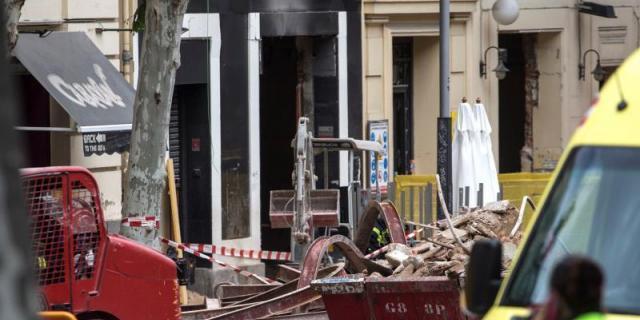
[14,32,134,133]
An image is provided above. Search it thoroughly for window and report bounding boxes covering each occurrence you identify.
[70,180,100,280]
[503,147,640,315]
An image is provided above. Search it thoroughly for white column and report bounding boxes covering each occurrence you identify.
[209,15,222,247]
[247,12,262,249]
[338,11,349,187]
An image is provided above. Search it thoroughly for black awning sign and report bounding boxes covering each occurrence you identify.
[48,64,127,110]
[14,32,134,131]
[82,131,130,156]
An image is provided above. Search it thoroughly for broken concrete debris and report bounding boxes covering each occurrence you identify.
[377,200,522,280]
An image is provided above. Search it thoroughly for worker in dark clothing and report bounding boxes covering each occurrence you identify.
[367,217,390,254]
[534,255,605,320]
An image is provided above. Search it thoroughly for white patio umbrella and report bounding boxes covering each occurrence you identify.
[452,101,477,214]
[452,100,500,214]
[471,101,500,206]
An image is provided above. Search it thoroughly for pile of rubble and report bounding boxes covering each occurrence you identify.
[372,200,523,280]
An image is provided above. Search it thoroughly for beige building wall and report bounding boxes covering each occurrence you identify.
[363,0,640,178]
[20,0,136,225]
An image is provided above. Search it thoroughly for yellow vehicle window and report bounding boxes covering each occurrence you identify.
[503,147,640,315]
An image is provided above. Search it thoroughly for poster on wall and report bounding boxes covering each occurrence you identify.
[368,120,389,193]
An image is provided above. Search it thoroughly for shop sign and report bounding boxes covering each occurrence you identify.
[368,120,389,193]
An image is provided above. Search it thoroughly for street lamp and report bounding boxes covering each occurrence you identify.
[492,0,520,25]
[480,46,510,80]
[579,49,606,82]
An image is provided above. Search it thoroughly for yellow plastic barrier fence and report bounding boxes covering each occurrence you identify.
[39,311,78,320]
[389,173,551,229]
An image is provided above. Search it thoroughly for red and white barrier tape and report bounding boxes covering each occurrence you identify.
[159,237,277,284]
[364,244,390,259]
[405,228,424,240]
[121,216,160,229]
[364,228,425,259]
[182,243,292,261]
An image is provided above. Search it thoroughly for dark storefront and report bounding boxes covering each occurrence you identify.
[172,0,362,256]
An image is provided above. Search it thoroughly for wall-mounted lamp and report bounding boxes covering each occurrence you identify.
[480,46,510,80]
[579,49,606,81]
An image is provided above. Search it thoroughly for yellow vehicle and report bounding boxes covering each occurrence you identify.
[465,48,640,319]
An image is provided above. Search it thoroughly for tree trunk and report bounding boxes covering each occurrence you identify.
[0,2,39,318]
[521,34,539,172]
[4,0,25,54]
[121,0,189,247]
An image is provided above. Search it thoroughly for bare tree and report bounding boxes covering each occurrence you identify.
[0,1,39,318]
[4,0,25,53]
[121,0,190,246]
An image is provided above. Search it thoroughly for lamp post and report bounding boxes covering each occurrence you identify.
[437,0,452,218]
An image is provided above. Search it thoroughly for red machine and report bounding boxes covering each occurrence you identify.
[23,166,180,320]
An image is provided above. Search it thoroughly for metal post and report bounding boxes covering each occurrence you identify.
[348,151,355,239]
[400,190,406,219]
[324,149,329,189]
[409,186,415,223]
[374,152,381,202]
[465,186,470,209]
[478,183,484,208]
[419,186,424,224]
[437,0,452,220]
[426,183,433,238]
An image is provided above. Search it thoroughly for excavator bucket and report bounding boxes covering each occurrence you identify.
[269,189,340,229]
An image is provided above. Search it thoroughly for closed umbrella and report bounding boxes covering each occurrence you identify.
[472,102,500,206]
[452,101,477,214]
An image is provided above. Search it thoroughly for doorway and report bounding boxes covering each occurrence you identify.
[18,74,51,167]
[259,37,298,252]
[392,37,414,175]
[171,39,212,249]
[172,84,211,246]
[498,34,525,173]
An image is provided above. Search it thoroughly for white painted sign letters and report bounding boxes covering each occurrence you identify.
[48,64,126,109]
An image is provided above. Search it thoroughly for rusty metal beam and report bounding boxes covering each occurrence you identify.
[298,235,391,290]
[269,311,329,319]
[218,284,280,299]
[231,263,345,306]
[354,201,406,253]
[277,264,301,282]
[208,286,321,320]
[181,304,252,320]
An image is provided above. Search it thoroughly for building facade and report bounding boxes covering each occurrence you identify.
[17,0,363,293]
[18,0,136,231]
[362,0,640,180]
[171,1,363,287]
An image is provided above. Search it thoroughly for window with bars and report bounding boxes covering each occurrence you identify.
[70,180,100,280]
[25,176,66,286]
